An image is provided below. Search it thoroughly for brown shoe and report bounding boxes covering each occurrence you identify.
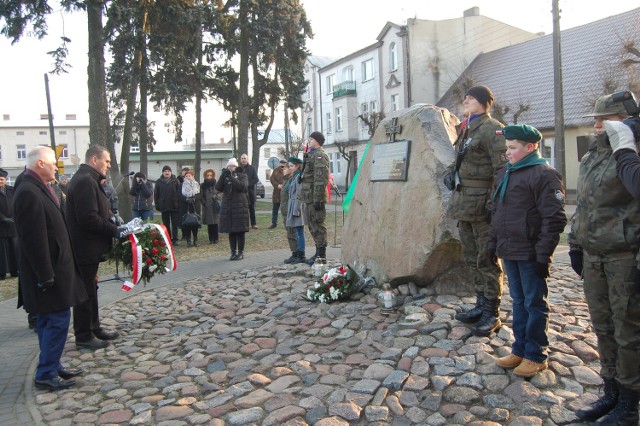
[495,353,523,369]
[514,359,548,377]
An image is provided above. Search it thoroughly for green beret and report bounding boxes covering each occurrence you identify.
[500,124,542,143]
[288,156,303,165]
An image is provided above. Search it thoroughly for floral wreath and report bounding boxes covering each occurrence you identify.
[108,223,177,290]
[306,265,353,303]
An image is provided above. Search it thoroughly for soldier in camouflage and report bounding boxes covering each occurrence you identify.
[298,131,329,264]
[570,93,640,425]
[448,85,507,337]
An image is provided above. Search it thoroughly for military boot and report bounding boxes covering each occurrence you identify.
[284,251,298,264]
[470,297,501,337]
[296,251,306,264]
[230,251,237,261]
[576,377,619,421]
[306,249,319,265]
[455,292,486,323]
[317,246,327,263]
[186,238,192,247]
[595,384,639,426]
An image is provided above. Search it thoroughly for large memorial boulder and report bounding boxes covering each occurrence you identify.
[342,104,474,295]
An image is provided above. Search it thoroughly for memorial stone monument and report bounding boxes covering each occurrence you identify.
[343,104,475,295]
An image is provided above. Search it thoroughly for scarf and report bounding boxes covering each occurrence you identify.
[492,151,548,204]
[284,170,301,193]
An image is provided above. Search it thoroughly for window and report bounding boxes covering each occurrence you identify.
[335,107,343,131]
[16,131,24,136]
[59,130,67,135]
[328,153,334,173]
[391,94,399,112]
[343,66,353,82]
[3,114,9,121]
[326,112,332,134]
[390,43,398,71]
[370,101,377,112]
[305,83,311,101]
[264,147,271,159]
[326,74,335,95]
[59,144,69,159]
[40,114,50,120]
[361,103,368,127]
[17,144,27,160]
[65,114,77,120]
[39,130,47,135]
[306,117,312,138]
[362,59,374,82]
[335,155,341,174]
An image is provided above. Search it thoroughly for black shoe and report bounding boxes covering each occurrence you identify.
[94,329,119,341]
[230,252,237,261]
[76,338,109,350]
[268,224,277,229]
[172,240,179,247]
[10,271,19,278]
[235,252,244,260]
[213,239,219,244]
[35,376,76,391]
[193,240,198,247]
[0,274,5,281]
[58,367,84,380]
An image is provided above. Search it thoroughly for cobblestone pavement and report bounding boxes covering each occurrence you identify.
[28,248,605,426]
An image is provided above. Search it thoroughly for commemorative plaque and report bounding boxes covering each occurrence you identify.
[371,117,411,181]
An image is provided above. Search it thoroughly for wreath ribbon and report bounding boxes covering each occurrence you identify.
[128,232,144,285]
[150,223,177,272]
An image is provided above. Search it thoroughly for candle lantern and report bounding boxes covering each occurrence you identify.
[377,283,397,314]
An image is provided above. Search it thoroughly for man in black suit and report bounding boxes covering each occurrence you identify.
[240,154,259,229]
[66,145,129,350]
[14,147,88,390]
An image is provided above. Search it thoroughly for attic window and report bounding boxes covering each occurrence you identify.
[40,114,50,120]
[66,114,77,120]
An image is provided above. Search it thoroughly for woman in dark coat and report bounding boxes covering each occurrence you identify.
[0,168,18,280]
[201,169,221,244]
[215,158,249,260]
[129,172,154,221]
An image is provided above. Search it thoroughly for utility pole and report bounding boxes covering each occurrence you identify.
[44,73,60,179]
[552,0,566,182]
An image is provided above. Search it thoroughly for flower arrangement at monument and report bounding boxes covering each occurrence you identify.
[306,265,354,303]
[108,222,177,290]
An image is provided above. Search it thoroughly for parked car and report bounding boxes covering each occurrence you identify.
[256,181,265,198]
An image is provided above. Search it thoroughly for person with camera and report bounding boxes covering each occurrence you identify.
[569,92,640,425]
[180,168,201,247]
[446,85,506,338]
[216,158,250,260]
[129,172,154,222]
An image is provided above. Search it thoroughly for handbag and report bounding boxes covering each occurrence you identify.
[182,204,201,228]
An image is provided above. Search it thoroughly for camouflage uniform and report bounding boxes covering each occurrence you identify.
[570,133,640,392]
[298,148,329,250]
[450,113,506,299]
[279,174,297,253]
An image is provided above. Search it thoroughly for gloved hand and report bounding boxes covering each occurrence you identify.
[109,215,124,226]
[221,168,231,178]
[534,261,550,279]
[37,278,55,292]
[114,226,132,239]
[313,202,324,211]
[605,120,637,154]
[568,247,583,276]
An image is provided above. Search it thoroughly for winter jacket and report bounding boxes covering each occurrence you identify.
[0,185,16,239]
[270,166,285,204]
[154,175,180,212]
[286,171,307,228]
[489,162,567,264]
[215,168,250,233]
[201,179,221,225]
[129,179,154,211]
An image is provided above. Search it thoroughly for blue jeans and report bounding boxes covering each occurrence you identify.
[132,209,154,222]
[271,203,280,225]
[294,226,305,253]
[502,260,550,363]
[35,309,71,380]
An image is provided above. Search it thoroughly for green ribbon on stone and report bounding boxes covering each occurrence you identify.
[342,141,372,214]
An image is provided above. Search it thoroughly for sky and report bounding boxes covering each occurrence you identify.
[1,0,639,150]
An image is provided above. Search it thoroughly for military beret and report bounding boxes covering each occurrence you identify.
[288,156,303,165]
[498,124,543,143]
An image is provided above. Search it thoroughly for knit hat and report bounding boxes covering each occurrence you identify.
[288,156,303,165]
[227,158,239,168]
[499,124,543,143]
[162,165,172,172]
[133,172,146,180]
[465,85,494,110]
[309,131,325,145]
[0,168,7,178]
[583,93,630,117]
[59,174,68,180]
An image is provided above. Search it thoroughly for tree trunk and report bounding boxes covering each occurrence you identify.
[194,28,203,180]
[237,0,249,157]
[139,44,149,176]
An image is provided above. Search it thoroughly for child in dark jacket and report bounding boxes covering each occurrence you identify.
[488,124,567,378]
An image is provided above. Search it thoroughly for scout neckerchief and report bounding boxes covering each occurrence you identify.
[492,150,548,203]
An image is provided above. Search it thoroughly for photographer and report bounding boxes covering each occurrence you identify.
[216,159,249,260]
[129,172,154,222]
[570,92,640,424]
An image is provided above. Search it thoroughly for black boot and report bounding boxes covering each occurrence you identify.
[296,251,306,264]
[284,251,298,264]
[235,251,244,260]
[577,377,619,421]
[230,251,237,261]
[455,292,486,324]
[317,246,327,263]
[305,249,319,265]
[595,384,639,426]
[470,297,501,337]
[193,238,198,247]
[186,239,192,247]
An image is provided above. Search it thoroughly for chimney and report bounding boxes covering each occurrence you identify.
[463,7,480,17]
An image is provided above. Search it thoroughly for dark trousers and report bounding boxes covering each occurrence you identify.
[0,237,18,276]
[229,232,246,253]
[248,190,256,226]
[207,224,219,243]
[182,226,199,241]
[502,260,550,363]
[73,263,101,342]
[161,210,180,241]
[271,203,280,225]
[35,308,71,380]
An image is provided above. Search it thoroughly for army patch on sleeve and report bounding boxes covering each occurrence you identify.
[555,190,564,201]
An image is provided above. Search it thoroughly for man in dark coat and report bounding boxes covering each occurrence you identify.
[0,168,18,280]
[268,159,286,228]
[154,165,180,244]
[67,145,127,350]
[14,146,88,391]
[240,154,259,229]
